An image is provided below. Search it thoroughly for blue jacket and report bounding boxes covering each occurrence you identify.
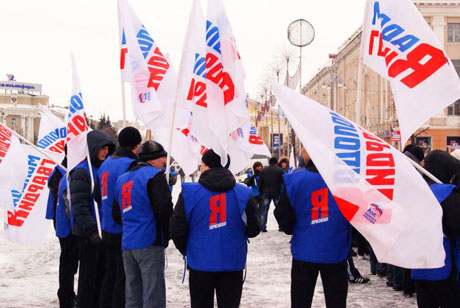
[284,169,351,263]
[182,182,252,271]
[56,176,71,238]
[98,155,136,234]
[115,165,161,250]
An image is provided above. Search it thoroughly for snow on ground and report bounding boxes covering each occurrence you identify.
[0,182,418,307]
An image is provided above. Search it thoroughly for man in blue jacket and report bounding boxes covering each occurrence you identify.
[275,147,351,308]
[113,141,173,308]
[46,153,79,308]
[70,130,115,308]
[98,127,141,308]
[170,149,262,308]
[411,150,460,308]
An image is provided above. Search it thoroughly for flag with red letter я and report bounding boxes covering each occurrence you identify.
[272,82,445,269]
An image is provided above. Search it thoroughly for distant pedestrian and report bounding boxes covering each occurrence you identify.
[244,161,264,213]
[258,157,284,232]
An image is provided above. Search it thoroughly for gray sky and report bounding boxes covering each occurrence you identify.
[0,0,365,121]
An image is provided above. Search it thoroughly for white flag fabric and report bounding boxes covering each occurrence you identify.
[249,126,270,157]
[118,0,167,124]
[361,0,460,145]
[0,123,28,211]
[289,148,297,168]
[67,55,89,172]
[272,82,444,269]
[5,146,62,246]
[37,105,66,156]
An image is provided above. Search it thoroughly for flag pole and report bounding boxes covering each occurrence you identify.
[406,156,442,184]
[86,152,103,238]
[11,130,67,172]
[121,80,127,127]
[165,98,178,186]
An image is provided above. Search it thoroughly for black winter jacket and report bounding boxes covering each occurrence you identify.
[70,130,115,238]
[258,164,284,195]
[170,167,262,256]
[112,163,173,248]
[274,160,318,235]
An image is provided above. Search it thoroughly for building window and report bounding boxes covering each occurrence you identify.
[447,136,460,152]
[448,99,460,116]
[416,136,431,153]
[11,117,16,131]
[453,60,460,77]
[448,23,460,43]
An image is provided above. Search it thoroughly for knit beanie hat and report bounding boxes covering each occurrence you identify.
[118,126,142,148]
[407,146,425,163]
[202,149,230,169]
[424,150,459,184]
[138,141,167,162]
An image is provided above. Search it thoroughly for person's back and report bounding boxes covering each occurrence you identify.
[275,148,350,308]
[259,158,283,196]
[170,149,261,308]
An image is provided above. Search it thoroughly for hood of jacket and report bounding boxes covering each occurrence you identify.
[199,167,236,192]
[87,130,116,167]
[424,150,459,184]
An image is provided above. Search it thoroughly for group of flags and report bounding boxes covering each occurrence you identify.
[272,0,460,269]
[2,0,459,271]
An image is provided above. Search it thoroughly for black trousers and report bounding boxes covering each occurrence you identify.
[76,237,103,308]
[415,274,460,308]
[100,231,125,308]
[291,259,348,308]
[189,269,243,308]
[58,234,79,308]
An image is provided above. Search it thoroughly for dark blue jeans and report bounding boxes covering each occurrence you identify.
[261,193,280,231]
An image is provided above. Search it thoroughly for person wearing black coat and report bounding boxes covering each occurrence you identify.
[170,150,262,308]
[69,130,115,308]
[413,150,460,308]
[258,157,284,232]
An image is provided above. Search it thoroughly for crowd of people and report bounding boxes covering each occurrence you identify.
[45,126,460,308]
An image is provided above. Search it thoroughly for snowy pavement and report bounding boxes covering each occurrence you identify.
[0,183,418,307]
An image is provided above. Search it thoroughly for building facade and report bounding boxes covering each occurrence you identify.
[0,78,66,143]
[248,97,291,157]
[303,0,460,152]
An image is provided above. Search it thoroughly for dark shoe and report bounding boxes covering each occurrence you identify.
[262,229,267,233]
[350,249,357,257]
[377,273,386,278]
[351,277,370,284]
[393,286,403,291]
[386,281,393,288]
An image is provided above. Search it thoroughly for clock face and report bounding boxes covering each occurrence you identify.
[288,19,315,47]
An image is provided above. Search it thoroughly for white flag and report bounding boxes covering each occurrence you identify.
[272,82,444,269]
[0,123,28,211]
[249,126,270,157]
[67,55,89,172]
[117,0,166,124]
[5,146,62,246]
[361,0,460,145]
[37,105,66,156]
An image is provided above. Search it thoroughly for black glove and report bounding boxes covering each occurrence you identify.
[89,231,102,245]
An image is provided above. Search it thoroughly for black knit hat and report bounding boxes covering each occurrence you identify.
[424,150,460,184]
[138,141,167,162]
[118,126,142,148]
[202,149,230,169]
[408,146,425,162]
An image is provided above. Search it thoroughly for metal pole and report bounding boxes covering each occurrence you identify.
[121,80,127,127]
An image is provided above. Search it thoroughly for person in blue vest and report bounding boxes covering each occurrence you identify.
[275,147,351,308]
[279,156,292,174]
[244,161,263,213]
[46,153,79,308]
[170,149,262,308]
[98,126,141,308]
[112,140,173,308]
[411,150,460,308]
[69,130,115,308]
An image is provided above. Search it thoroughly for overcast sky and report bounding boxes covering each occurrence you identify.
[0,0,365,121]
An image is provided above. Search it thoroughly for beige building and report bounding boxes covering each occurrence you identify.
[0,78,66,143]
[303,0,460,152]
[248,97,291,157]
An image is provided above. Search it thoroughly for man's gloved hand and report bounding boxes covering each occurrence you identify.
[89,231,102,245]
